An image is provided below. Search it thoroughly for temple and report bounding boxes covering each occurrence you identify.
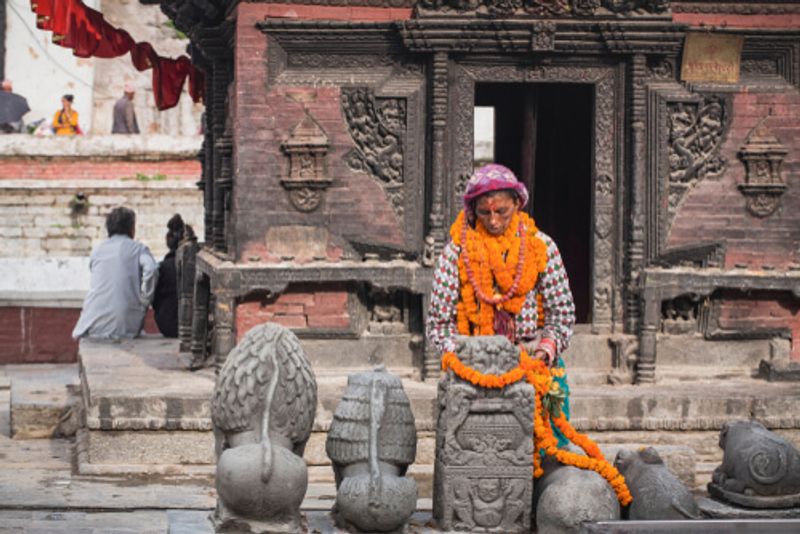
[158,0,800,386]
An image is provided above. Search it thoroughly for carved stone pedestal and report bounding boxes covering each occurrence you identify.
[433,336,534,533]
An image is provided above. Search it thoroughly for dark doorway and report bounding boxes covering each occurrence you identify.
[475,83,593,323]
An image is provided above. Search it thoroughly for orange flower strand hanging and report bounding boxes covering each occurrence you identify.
[449,210,548,337]
[440,349,633,506]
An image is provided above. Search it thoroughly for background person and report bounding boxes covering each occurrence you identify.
[0,80,30,133]
[52,94,80,135]
[152,214,189,338]
[72,207,158,339]
[112,82,140,134]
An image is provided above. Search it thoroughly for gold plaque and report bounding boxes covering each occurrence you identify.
[680,33,744,84]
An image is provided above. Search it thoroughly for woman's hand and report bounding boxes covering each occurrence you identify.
[534,348,554,367]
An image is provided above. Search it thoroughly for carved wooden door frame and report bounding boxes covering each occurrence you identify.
[448,58,625,333]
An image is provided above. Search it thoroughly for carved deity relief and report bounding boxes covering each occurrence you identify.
[666,96,728,215]
[434,336,534,532]
[341,87,407,221]
[737,117,788,217]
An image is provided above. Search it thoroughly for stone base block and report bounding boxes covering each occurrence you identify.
[760,359,800,382]
[698,496,800,519]
[76,429,215,476]
[11,404,63,439]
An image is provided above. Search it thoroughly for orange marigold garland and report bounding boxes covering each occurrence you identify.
[441,348,633,507]
[449,210,548,336]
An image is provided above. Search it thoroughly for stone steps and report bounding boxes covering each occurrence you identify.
[6,364,80,439]
[75,337,800,499]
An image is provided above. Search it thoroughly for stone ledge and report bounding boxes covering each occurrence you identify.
[75,429,215,476]
[0,257,89,306]
[0,179,201,190]
[0,135,202,160]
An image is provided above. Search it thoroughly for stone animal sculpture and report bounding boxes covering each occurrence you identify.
[326,367,417,532]
[211,323,317,533]
[534,456,620,534]
[709,420,800,508]
[613,447,700,520]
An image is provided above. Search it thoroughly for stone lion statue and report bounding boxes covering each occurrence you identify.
[211,323,317,532]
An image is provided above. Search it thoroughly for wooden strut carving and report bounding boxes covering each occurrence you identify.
[414,0,670,17]
[341,87,407,221]
[666,96,728,215]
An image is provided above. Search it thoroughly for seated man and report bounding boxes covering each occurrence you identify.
[72,207,158,339]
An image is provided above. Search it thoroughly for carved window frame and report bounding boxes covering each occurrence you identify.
[646,83,732,260]
[449,58,624,332]
[264,35,428,255]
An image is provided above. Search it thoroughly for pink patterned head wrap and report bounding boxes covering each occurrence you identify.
[463,164,529,215]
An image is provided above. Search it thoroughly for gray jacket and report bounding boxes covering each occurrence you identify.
[72,235,158,339]
[112,96,139,134]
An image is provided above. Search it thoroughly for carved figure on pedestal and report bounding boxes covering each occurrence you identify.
[614,447,699,519]
[709,420,800,509]
[326,368,417,532]
[433,336,535,533]
[211,323,317,533]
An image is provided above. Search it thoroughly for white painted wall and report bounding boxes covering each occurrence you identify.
[5,0,100,132]
[3,0,202,135]
[474,106,494,164]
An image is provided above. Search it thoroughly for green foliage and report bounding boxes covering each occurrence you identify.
[125,173,168,182]
[163,20,188,40]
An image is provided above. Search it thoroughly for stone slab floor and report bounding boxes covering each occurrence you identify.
[0,364,440,533]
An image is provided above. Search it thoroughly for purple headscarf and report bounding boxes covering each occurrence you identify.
[463,164,529,216]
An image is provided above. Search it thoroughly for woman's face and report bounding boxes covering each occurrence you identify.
[474,191,519,236]
[62,97,71,109]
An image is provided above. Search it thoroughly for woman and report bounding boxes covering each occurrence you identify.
[152,214,188,338]
[426,163,576,443]
[52,94,80,135]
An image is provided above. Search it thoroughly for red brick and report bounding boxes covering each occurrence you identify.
[0,159,200,181]
[0,307,78,364]
[276,292,315,306]
[673,13,800,29]
[306,314,350,329]
[271,314,308,329]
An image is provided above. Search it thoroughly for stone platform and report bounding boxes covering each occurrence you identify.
[77,337,800,492]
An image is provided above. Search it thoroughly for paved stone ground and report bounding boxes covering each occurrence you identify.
[0,364,438,533]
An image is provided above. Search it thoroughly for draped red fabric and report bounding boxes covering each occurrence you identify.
[58,6,103,56]
[130,42,158,71]
[31,0,55,31]
[188,67,205,104]
[152,56,192,110]
[92,18,135,59]
[31,0,204,111]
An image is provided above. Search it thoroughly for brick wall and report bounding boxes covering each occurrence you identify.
[0,160,199,181]
[233,4,412,263]
[0,307,159,364]
[667,88,800,359]
[236,284,351,341]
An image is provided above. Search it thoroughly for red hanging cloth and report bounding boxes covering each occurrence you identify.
[188,66,205,104]
[31,0,202,111]
[130,41,158,71]
[31,0,55,30]
[92,18,135,59]
[152,56,192,110]
[58,5,104,56]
